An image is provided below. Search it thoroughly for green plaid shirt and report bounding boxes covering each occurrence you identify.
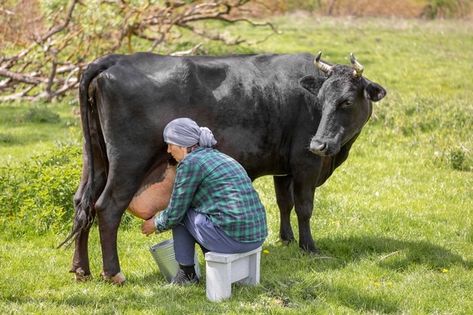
[155,147,267,243]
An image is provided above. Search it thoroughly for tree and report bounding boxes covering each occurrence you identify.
[0,0,276,102]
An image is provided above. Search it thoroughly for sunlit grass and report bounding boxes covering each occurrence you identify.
[0,101,81,164]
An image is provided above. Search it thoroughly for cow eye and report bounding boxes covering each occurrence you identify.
[340,100,352,109]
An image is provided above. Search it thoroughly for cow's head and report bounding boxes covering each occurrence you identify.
[300,52,386,156]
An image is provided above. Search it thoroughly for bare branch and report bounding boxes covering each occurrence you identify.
[0,86,36,102]
[0,7,14,15]
[170,43,203,56]
[45,49,59,100]
[215,16,280,34]
[0,78,12,89]
[178,23,245,45]
[0,68,46,84]
[39,0,80,42]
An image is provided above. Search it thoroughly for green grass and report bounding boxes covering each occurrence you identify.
[1,16,473,314]
[0,100,81,164]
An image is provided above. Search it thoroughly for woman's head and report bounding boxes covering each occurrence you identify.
[163,118,217,161]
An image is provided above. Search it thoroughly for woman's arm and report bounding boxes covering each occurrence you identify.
[154,159,203,232]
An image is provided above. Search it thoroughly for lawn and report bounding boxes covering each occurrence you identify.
[1,15,473,314]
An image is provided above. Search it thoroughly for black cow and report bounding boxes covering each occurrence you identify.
[64,52,386,283]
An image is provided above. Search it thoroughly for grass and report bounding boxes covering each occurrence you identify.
[1,15,473,314]
[0,100,81,164]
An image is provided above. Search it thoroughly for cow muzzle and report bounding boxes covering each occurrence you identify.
[309,139,328,156]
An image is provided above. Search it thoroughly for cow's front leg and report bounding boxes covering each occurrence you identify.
[274,175,295,244]
[293,179,318,253]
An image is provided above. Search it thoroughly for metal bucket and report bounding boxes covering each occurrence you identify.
[149,239,201,282]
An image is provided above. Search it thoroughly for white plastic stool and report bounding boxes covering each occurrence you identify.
[205,246,262,302]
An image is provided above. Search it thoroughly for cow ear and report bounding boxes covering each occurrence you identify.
[365,82,386,102]
[300,75,322,95]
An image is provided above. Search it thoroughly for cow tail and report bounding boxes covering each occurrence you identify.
[59,55,121,248]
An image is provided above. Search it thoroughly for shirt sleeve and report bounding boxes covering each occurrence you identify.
[154,158,203,232]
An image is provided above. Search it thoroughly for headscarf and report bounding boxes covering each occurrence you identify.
[163,118,217,148]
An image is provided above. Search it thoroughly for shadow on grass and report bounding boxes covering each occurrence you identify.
[263,235,471,272]
[316,235,472,271]
[129,271,165,285]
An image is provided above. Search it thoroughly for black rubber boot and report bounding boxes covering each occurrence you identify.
[171,265,199,285]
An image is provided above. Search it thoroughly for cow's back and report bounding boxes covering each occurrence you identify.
[92,52,319,177]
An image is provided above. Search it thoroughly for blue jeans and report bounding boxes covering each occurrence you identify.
[172,209,264,266]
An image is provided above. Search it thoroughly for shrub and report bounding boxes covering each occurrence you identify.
[0,145,81,236]
[0,144,141,238]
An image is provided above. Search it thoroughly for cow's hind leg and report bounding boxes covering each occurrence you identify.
[70,176,92,280]
[94,182,132,285]
[95,194,126,285]
[71,228,92,281]
[273,175,295,244]
[94,156,168,285]
[70,151,106,281]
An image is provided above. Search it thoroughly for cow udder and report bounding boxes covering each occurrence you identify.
[128,165,176,220]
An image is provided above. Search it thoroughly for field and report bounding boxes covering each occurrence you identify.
[1,15,473,314]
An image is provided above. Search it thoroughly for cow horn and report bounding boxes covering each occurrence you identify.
[314,51,333,74]
[350,53,364,77]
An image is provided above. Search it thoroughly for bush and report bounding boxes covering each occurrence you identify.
[0,144,140,238]
[0,145,81,236]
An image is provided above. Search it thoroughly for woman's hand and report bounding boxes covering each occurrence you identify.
[141,217,157,236]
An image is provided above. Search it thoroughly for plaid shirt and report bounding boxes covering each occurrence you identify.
[155,147,267,243]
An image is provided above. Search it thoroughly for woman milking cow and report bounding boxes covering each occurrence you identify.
[128,117,268,285]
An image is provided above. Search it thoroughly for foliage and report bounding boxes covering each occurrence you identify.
[0,145,81,237]
[0,142,139,238]
[421,0,471,18]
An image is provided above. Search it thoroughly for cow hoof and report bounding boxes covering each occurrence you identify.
[280,237,295,245]
[300,243,320,254]
[71,267,92,282]
[101,271,126,285]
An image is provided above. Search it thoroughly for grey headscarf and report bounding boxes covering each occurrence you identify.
[163,118,217,148]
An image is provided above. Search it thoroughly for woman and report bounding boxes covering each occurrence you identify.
[142,118,268,285]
